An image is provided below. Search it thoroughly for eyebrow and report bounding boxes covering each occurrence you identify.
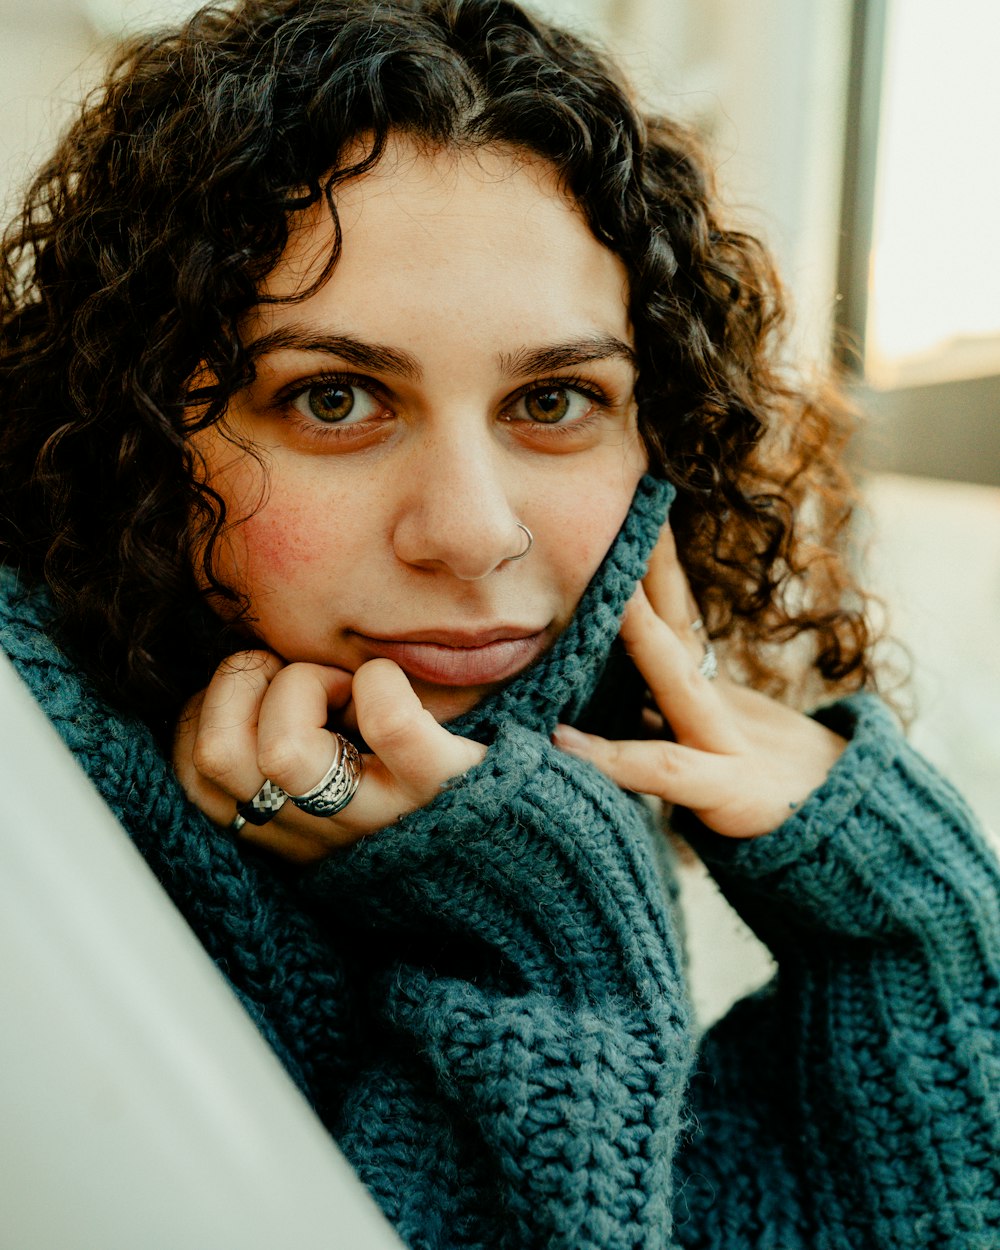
[497,335,637,376]
[246,326,637,381]
[246,328,422,380]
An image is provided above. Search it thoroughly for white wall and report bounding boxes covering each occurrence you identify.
[532,0,854,369]
[0,5,95,217]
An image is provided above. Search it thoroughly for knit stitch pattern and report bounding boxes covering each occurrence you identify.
[2,473,999,1248]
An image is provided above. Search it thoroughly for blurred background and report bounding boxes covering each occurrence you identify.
[1,0,997,1022]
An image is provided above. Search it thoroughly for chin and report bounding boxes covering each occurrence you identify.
[414,683,494,725]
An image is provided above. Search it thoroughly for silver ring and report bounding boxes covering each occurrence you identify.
[233,777,288,829]
[287,734,363,818]
[507,523,533,562]
[690,612,715,680]
[690,614,718,680]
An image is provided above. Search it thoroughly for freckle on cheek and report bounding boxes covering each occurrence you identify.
[241,507,322,577]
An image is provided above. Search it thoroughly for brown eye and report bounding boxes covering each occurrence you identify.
[513,386,600,427]
[307,384,356,423]
[524,388,571,423]
[290,381,381,426]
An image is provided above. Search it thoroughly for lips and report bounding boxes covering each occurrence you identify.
[353,628,549,687]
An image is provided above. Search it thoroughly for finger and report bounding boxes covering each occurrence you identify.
[552,723,728,808]
[353,659,486,800]
[640,705,665,737]
[255,662,355,797]
[173,690,236,823]
[620,586,740,753]
[247,661,390,845]
[643,521,700,639]
[246,658,485,852]
[181,651,284,820]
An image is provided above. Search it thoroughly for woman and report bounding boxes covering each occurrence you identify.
[1,1,997,1246]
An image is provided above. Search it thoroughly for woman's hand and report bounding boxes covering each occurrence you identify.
[552,525,847,839]
[173,652,485,862]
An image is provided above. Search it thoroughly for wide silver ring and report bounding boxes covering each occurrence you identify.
[287,734,363,818]
[233,777,288,829]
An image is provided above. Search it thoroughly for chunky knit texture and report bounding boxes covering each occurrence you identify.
[2,473,999,1248]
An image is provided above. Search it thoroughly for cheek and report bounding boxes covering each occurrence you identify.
[237,498,325,583]
[202,463,339,605]
[560,518,616,579]
[544,465,646,602]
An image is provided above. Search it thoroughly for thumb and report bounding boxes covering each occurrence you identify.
[353,659,486,799]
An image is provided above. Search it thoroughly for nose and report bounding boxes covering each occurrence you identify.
[392,431,525,580]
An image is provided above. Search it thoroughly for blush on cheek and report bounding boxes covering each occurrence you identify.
[238,502,324,581]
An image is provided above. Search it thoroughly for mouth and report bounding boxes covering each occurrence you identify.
[352,627,550,687]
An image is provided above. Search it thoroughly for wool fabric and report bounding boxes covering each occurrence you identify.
[2,473,998,1249]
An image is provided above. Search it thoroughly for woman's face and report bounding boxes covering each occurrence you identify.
[195,139,647,722]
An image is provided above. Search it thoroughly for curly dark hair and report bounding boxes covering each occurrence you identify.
[0,0,876,733]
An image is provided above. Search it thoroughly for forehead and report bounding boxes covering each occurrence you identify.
[252,139,631,344]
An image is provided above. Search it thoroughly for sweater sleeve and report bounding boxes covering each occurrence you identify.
[303,721,695,1250]
[674,694,1000,1250]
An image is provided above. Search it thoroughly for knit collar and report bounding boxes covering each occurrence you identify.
[447,473,674,742]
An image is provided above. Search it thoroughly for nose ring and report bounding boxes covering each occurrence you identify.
[508,523,533,562]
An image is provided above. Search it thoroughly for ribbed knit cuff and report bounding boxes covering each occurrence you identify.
[682,695,1000,971]
[303,721,685,1010]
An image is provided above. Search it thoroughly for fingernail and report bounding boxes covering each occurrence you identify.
[552,723,588,752]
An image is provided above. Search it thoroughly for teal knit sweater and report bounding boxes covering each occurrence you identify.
[2,475,998,1248]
